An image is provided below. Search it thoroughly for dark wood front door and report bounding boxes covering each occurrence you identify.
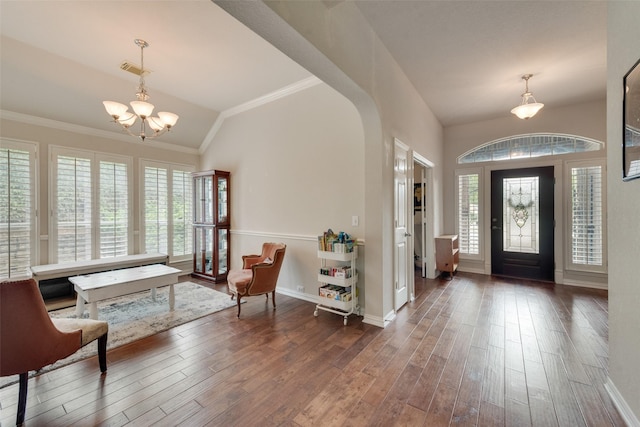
[491,167,554,281]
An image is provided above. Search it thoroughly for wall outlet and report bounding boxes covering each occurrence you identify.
[352,215,359,226]
[296,286,304,292]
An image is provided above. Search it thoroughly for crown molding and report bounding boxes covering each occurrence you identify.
[0,110,200,155]
[199,75,323,154]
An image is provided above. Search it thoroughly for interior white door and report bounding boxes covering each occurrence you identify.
[394,139,410,311]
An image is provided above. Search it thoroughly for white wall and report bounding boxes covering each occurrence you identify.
[200,83,365,303]
[606,2,640,424]
[216,0,444,326]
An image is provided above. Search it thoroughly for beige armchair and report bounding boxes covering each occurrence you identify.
[0,277,108,426]
[227,243,286,318]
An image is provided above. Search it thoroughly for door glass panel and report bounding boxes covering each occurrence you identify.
[218,228,228,275]
[205,227,213,275]
[194,227,203,272]
[503,176,539,254]
[218,177,228,223]
[204,176,213,223]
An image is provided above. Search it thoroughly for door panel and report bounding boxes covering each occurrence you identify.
[394,140,410,310]
[491,167,554,281]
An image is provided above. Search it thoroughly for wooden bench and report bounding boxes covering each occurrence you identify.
[70,264,181,320]
[31,253,169,300]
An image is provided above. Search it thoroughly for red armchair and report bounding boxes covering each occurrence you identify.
[0,277,108,426]
[227,243,286,317]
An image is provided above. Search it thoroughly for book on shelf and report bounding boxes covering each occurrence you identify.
[318,230,356,253]
[319,265,354,278]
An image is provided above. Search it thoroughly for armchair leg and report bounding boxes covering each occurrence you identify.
[272,290,276,310]
[98,333,108,373]
[17,372,27,426]
[237,296,242,318]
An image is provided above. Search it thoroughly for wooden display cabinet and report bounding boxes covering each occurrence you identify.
[192,170,230,282]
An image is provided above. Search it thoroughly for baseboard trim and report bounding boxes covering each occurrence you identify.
[605,377,640,427]
[363,314,387,328]
[561,279,608,290]
[276,287,317,304]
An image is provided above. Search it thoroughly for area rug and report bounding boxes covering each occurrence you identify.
[0,281,236,388]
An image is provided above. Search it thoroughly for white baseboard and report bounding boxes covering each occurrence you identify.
[560,279,608,290]
[275,287,317,304]
[605,377,640,427]
[363,313,387,328]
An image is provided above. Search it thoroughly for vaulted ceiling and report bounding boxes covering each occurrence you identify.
[0,1,607,151]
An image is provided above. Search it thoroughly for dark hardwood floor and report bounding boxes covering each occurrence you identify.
[0,271,625,426]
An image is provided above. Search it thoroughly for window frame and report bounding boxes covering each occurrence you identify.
[49,146,133,263]
[564,159,607,274]
[455,167,483,261]
[0,139,38,278]
[139,159,194,263]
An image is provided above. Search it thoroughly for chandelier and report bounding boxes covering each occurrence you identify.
[103,39,178,141]
[510,74,544,120]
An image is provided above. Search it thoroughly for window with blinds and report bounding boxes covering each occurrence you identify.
[51,147,132,263]
[0,141,37,278]
[570,164,605,270]
[141,161,194,261]
[172,170,193,257]
[456,172,480,256]
[99,161,129,258]
[56,155,93,263]
[144,166,169,255]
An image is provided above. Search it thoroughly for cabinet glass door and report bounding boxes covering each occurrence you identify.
[203,176,213,223]
[194,226,214,276]
[217,227,228,276]
[217,175,228,224]
[194,176,203,223]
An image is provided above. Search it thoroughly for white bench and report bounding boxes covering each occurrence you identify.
[69,264,181,320]
[30,253,169,300]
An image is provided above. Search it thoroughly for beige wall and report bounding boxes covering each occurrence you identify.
[217,0,444,326]
[199,83,365,302]
[0,118,199,267]
[606,2,640,423]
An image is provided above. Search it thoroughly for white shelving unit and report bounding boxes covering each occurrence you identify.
[314,247,359,325]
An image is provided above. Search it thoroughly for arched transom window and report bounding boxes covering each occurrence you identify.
[458,133,604,164]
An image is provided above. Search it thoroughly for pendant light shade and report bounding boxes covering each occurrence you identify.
[511,74,544,119]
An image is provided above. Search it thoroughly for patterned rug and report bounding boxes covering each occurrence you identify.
[0,281,235,388]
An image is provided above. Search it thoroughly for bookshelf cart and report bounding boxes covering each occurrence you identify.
[314,246,359,325]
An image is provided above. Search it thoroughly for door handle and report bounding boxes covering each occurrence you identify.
[491,226,501,230]
[405,232,412,237]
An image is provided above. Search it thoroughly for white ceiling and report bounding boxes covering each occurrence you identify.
[0,1,607,151]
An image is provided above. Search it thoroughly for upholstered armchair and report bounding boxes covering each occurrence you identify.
[0,277,108,426]
[227,243,286,318]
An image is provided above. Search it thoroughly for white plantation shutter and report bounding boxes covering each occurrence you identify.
[144,166,169,254]
[570,164,605,270]
[100,160,129,257]
[0,141,37,278]
[56,155,93,262]
[141,161,194,260]
[172,170,192,257]
[51,147,132,262]
[457,172,480,255]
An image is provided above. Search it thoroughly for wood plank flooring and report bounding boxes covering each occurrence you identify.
[0,272,625,426]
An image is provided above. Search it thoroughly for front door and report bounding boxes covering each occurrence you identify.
[491,167,554,281]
